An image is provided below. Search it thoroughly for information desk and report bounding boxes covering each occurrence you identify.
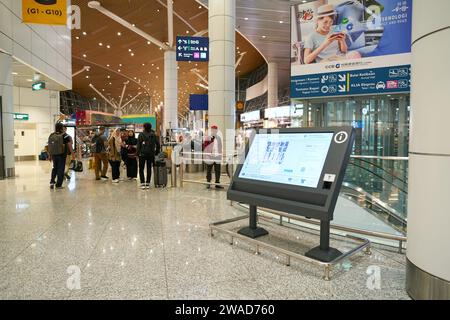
[227,127,356,262]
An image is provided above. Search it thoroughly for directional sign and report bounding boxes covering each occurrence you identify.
[32,81,46,91]
[176,36,209,62]
[13,113,29,121]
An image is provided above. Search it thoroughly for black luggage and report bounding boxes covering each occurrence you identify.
[154,161,167,188]
[72,160,83,172]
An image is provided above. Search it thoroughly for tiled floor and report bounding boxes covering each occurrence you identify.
[0,161,410,300]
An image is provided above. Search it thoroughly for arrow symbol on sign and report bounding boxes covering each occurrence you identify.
[338,74,346,82]
[338,85,346,92]
[178,39,182,44]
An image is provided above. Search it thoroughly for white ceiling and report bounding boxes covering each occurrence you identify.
[12,59,68,92]
[198,0,314,89]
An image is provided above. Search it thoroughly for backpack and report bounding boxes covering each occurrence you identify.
[140,132,156,157]
[48,133,65,156]
[92,134,105,153]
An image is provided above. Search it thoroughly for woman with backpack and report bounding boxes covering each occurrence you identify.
[137,123,160,190]
[108,128,122,183]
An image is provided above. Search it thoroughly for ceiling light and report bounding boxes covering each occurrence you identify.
[83,54,87,58]
[75,36,80,40]
[279,21,284,24]
[118,69,121,72]
[11,72,18,75]
[117,32,121,36]
[262,35,266,38]
[119,64,122,67]
[26,79,33,82]
[244,17,249,20]
[128,49,132,52]
[98,42,103,46]
[82,31,87,35]
[131,53,135,56]
[147,41,151,45]
[106,64,110,67]
[106,45,111,49]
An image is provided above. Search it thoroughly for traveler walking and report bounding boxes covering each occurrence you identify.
[63,126,75,181]
[92,126,109,181]
[108,128,122,183]
[137,123,160,190]
[48,122,74,189]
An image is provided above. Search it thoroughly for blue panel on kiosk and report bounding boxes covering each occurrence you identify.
[189,94,208,111]
[176,36,209,62]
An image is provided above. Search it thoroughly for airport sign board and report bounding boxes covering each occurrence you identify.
[32,81,46,91]
[176,36,209,62]
[22,0,67,26]
[13,113,29,121]
[291,0,412,98]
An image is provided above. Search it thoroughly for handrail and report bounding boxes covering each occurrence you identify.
[347,161,408,194]
[349,158,408,187]
[341,182,407,225]
[351,155,409,161]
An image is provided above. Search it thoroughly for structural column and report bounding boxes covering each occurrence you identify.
[208,0,236,154]
[0,51,15,178]
[406,0,450,300]
[164,50,178,133]
[267,62,278,108]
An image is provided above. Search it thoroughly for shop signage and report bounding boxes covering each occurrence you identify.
[240,110,261,123]
[291,0,412,98]
[176,36,209,62]
[265,106,293,119]
[13,113,29,121]
[22,0,67,26]
[32,81,46,91]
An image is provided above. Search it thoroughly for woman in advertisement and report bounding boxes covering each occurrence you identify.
[304,4,361,64]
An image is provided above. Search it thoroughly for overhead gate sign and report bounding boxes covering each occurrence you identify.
[22,0,67,26]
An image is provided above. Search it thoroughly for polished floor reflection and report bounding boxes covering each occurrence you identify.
[0,161,409,300]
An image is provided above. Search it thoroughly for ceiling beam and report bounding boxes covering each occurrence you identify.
[89,83,118,110]
[72,66,90,77]
[121,92,143,110]
[88,1,170,50]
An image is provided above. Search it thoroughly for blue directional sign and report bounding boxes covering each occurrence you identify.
[176,36,209,62]
[189,94,208,111]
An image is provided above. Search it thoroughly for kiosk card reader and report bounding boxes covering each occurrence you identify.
[227,127,356,262]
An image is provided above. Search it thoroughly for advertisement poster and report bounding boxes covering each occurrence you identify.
[22,0,67,26]
[291,0,412,98]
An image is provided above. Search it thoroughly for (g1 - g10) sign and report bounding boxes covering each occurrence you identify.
[22,0,67,26]
[291,0,412,98]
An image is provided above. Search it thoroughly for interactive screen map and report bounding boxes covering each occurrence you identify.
[239,133,334,188]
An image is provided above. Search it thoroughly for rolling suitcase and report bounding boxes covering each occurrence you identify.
[73,160,83,172]
[154,161,167,188]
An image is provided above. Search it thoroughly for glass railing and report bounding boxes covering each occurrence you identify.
[343,156,408,232]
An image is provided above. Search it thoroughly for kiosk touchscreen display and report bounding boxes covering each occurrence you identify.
[239,132,334,188]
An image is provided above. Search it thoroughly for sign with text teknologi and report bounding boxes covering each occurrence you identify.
[291,0,412,99]
[22,0,67,26]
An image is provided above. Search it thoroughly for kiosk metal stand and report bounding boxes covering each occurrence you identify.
[237,205,268,238]
[305,220,342,262]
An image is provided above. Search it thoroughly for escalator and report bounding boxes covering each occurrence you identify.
[342,156,408,234]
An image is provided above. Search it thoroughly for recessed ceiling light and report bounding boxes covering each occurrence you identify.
[147,41,151,45]
[128,49,132,52]
[86,75,89,78]
[118,69,121,72]
[131,53,135,56]
[117,32,121,36]
[83,54,87,58]
[75,36,80,40]
[262,35,267,38]
[244,17,249,20]
[82,31,87,35]
[11,72,18,75]
[106,64,110,67]
[98,42,103,46]
[279,21,284,24]
[106,45,111,49]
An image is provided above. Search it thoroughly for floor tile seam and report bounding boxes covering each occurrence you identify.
[0,216,67,272]
[155,205,170,300]
[370,248,407,268]
[68,207,121,300]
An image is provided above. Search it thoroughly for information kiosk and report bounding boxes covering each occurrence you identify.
[227,127,356,262]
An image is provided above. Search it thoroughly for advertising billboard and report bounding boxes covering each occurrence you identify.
[291,0,412,99]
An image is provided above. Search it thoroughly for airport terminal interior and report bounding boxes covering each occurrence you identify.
[0,0,449,300]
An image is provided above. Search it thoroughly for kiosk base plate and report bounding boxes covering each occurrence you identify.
[305,246,342,263]
[238,227,269,239]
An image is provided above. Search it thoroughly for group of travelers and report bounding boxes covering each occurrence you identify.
[47,122,160,190]
[47,121,225,190]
